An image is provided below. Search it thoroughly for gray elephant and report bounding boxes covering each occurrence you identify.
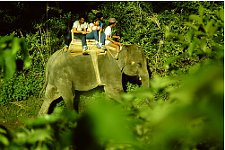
[38,44,149,115]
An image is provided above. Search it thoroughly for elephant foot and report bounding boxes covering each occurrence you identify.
[38,106,49,116]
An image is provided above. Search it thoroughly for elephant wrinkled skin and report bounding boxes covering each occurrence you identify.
[38,44,149,115]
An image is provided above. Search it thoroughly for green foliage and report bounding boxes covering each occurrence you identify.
[172,1,223,14]
[126,82,140,93]
[101,1,223,77]
[163,6,223,78]
[1,59,223,149]
[101,1,182,76]
[125,61,223,150]
[0,1,223,150]
[0,12,73,103]
[118,3,223,149]
[27,12,72,56]
[166,5,223,56]
[0,35,31,80]
[0,71,44,104]
[101,1,154,45]
[2,110,78,150]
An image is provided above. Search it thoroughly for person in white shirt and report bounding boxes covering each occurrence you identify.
[104,18,122,57]
[72,16,88,51]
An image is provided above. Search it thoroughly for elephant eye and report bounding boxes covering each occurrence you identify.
[137,63,142,67]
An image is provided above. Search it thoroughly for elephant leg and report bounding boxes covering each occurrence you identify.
[38,84,60,116]
[61,91,74,111]
[74,91,81,112]
[104,85,124,101]
[38,98,56,116]
[58,81,75,111]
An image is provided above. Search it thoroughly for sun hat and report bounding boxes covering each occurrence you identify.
[109,18,117,23]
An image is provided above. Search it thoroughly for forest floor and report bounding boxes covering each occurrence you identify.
[0,97,43,130]
[0,87,106,130]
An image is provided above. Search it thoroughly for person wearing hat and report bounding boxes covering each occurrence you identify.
[104,18,122,58]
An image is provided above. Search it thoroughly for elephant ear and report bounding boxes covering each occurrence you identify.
[122,45,145,62]
[127,45,145,60]
[131,45,147,64]
[117,44,146,72]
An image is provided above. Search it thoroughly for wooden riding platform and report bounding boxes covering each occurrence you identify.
[67,30,118,57]
[65,38,102,56]
[65,38,117,57]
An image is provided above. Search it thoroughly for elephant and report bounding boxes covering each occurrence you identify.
[38,44,149,115]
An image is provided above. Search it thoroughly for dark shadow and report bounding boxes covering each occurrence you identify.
[16,59,24,72]
[47,97,63,114]
[147,61,152,79]
[74,90,80,112]
[74,86,105,113]
[122,73,142,92]
[46,86,105,114]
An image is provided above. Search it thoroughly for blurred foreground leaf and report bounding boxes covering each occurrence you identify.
[74,99,138,150]
[0,35,31,80]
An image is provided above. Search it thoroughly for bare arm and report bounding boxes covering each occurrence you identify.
[112,35,120,40]
[106,35,121,46]
[73,28,88,34]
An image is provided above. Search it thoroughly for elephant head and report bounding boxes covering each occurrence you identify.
[117,45,150,87]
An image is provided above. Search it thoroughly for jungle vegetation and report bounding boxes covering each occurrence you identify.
[0,1,223,150]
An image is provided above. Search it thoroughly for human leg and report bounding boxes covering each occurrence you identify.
[93,31,107,49]
[86,31,94,39]
[92,30,99,42]
[108,42,120,59]
[109,42,120,52]
[100,32,105,45]
[86,31,102,49]
[74,33,87,50]
[81,34,87,50]
[93,30,103,49]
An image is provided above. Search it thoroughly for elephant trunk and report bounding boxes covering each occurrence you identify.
[139,74,149,87]
[138,68,149,87]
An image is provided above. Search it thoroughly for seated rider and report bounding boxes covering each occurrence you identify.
[72,15,88,51]
[96,12,104,29]
[104,18,122,58]
[96,12,105,47]
[86,19,105,49]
